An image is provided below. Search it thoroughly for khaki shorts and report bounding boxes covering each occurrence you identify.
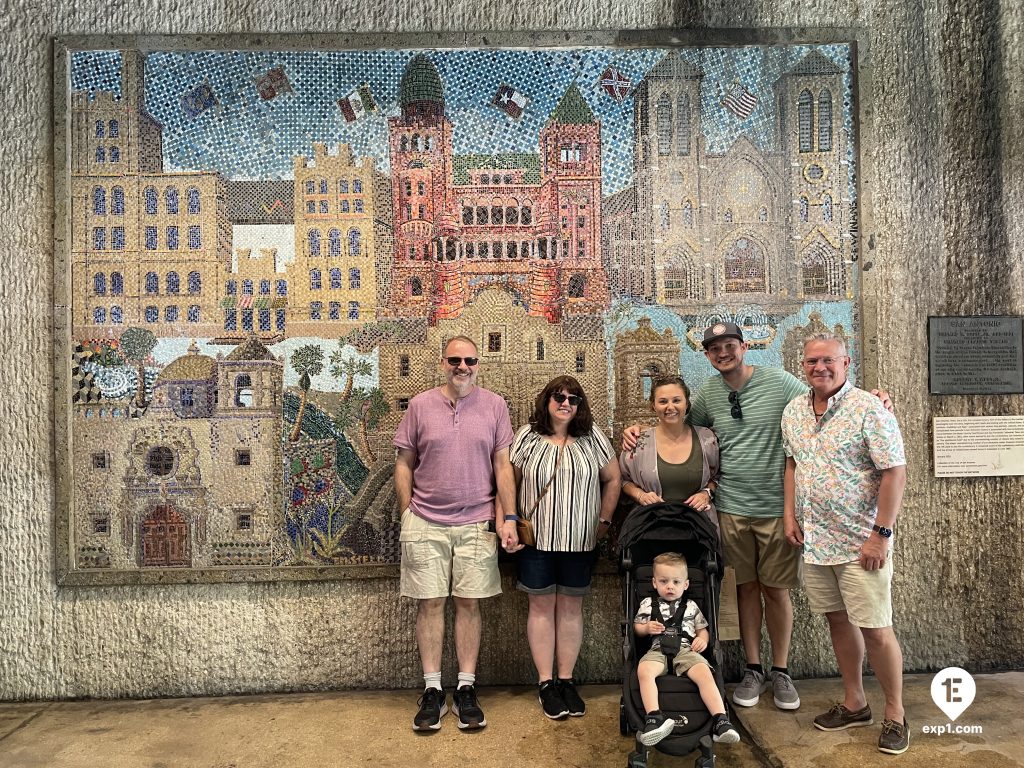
[639,647,709,677]
[399,508,501,600]
[802,555,893,628]
[719,513,800,589]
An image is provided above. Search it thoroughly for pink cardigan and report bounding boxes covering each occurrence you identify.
[618,425,721,534]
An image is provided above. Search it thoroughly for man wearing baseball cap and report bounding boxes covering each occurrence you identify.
[689,321,806,711]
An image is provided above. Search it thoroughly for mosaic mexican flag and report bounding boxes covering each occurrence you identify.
[58,40,861,582]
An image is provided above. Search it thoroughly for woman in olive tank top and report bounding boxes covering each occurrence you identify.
[619,376,721,533]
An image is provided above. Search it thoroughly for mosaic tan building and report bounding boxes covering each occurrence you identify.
[70,51,232,340]
[287,142,393,337]
[605,50,852,309]
[376,289,609,439]
[72,338,283,570]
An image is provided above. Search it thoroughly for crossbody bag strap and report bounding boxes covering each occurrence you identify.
[522,435,567,522]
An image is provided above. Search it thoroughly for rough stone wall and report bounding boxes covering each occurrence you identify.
[2,1,1023,700]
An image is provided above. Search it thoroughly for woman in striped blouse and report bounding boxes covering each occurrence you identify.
[507,375,620,721]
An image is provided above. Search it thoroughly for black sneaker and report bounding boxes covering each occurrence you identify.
[452,684,487,730]
[538,680,569,720]
[639,710,676,746]
[712,714,740,744]
[413,687,447,731]
[557,678,586,717]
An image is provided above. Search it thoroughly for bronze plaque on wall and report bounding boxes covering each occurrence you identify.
[928,316,1024,394]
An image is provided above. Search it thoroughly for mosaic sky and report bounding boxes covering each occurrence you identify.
[71,45,853,195]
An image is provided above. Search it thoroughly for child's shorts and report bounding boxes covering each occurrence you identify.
[639,647,709,677]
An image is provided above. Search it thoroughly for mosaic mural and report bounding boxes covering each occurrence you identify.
[58,41,861,582]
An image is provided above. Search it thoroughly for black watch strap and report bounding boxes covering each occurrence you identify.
[872,524,893,538]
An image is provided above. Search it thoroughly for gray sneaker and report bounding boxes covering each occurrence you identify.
[770,671,801,710]
[732,668,768,707]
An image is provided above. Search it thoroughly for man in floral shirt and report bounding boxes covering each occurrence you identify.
[781,333,909,755]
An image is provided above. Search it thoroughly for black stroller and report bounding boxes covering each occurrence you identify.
[617,501,727,768]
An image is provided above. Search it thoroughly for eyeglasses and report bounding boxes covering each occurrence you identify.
[728,390,742,419]
[551,393,582,407]
[444,356,479,367]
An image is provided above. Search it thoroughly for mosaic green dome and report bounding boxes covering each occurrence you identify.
[399,54,444,107]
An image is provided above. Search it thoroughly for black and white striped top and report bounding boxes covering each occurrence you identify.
[510,424,615,552]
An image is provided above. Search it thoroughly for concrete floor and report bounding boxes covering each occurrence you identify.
[1,673,1021,767]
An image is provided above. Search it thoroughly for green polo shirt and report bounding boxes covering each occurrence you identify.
[689,366,806,518]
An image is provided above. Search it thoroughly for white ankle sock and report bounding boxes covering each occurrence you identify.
[423,672,442,691]
[457,672,475,689]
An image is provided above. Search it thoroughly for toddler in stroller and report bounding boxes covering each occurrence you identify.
[634,552,739,747]
[618,501,737,768]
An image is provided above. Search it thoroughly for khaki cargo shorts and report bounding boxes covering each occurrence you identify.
[399,508,501,600]
[640,647,710,677]
[802,553,894,628]
[719,512,800,589]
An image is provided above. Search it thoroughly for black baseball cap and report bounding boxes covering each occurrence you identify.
[702,321,744,348]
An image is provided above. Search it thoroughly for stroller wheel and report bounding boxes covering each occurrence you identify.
[619,701,630,735]
[627,750,648,768]
[694,756,715,768]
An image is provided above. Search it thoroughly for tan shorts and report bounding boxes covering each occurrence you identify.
[719,513,800,589]
[399,508,501,600]
[802,555,893,628]
[639,647,709,677]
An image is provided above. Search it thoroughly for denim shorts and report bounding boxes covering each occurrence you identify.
[515,546,597,596]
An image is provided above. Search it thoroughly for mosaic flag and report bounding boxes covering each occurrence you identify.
[255,67,292,101]
[180,81,218,118]
[492,84,529,119]
[720,82,759,120]
[337,85,377,122]
[599,66,632,102]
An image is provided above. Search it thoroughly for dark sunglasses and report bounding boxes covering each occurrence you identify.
[728,390,742,419]
[551,393,582,407]
[445,356,479,366]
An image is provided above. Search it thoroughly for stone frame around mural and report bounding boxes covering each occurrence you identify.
[53,30,876,585]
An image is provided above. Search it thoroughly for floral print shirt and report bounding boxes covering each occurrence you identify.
[781,380,906,565]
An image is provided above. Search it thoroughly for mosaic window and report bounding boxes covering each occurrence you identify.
[111,271,123,295]
[112,186,125,215]
[818,90,833,152]
[165,187,179,214]
[724,236,767,292]
[798,90,813,152]
[676,93,691,156]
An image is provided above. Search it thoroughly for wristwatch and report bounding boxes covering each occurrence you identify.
[702,486,715,501]
[872,524,893,538]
